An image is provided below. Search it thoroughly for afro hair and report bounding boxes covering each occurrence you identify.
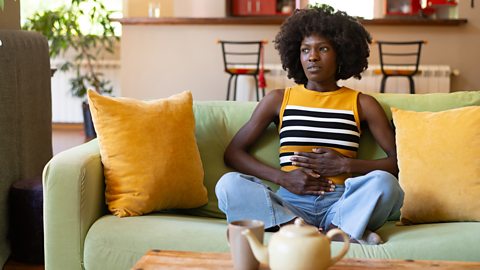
[274,6,372,85]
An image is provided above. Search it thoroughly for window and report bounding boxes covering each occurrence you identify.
[20,0,123,36]
[308,0,375,19]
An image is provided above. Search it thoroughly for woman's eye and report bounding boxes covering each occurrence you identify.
[301,48,309,53]
[320,47,329,53]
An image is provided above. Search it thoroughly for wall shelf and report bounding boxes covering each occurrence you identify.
[363,18,467,26]
[117,17,467,26]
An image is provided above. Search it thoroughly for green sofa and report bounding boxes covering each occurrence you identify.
[43,91,480,270]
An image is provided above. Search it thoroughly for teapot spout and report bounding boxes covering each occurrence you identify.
[242,229,269,265]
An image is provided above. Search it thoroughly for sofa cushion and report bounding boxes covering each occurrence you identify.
[83,214,231,270]
[83,214,480,270]
[175,101,280,219]
[338,221,480,262]
[181,92,480,219]
[358,91,480,160]
[392,106,480,224]
[87,90,207,217]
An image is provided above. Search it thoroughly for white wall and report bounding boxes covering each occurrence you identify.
[120,1,480,102]
[174,0,225,17]
[367,2,480,92]
[120,24,281,101]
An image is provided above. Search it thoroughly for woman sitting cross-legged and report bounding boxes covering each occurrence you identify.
[215,5,404,245]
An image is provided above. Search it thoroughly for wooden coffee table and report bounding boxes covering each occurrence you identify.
[132,250,480,270]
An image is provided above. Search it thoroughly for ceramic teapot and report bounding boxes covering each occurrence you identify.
[242,218,349,270]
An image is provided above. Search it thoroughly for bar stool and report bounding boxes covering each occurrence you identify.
[374,40,426,94]
[218,40,268,101]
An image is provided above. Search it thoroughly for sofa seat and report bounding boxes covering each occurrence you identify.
[83,213,480,270]
[83,214,228,270]
[343,221,480,261]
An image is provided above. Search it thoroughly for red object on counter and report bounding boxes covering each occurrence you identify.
[232,0,276,16]
[427,0,458,6]
[385,0,422,16]
[426,0,458,19]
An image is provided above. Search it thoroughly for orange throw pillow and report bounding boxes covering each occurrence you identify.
[392,106,480,224]
[88,90,208,217]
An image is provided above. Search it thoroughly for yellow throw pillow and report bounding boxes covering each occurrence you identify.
[88,90,208,217]
[392,106,480,225]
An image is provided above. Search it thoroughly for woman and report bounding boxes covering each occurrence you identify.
[215,6,404,245]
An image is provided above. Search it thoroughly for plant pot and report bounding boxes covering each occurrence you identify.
[82,101,97,141]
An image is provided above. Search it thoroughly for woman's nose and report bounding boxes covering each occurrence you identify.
[308,51,319,61]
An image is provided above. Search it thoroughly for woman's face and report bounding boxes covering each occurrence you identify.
[300,34,338,90]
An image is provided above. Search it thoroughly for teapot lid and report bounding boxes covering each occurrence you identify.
[279,218,319,237]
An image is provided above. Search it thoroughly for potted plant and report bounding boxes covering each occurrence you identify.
[22,0,119,140]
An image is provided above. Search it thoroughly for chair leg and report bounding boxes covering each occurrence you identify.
[233,75,238,101]
[408,76,415,94]
[226,75,234,100]
[253,75,259,101]
[380,76,387,93]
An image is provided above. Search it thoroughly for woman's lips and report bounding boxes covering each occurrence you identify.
[307,65,321,72]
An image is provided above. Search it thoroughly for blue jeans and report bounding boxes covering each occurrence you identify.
[215,170,404,239]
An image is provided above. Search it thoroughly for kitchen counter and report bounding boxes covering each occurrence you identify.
[117,17,468,26]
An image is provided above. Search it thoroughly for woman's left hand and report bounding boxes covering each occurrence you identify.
[290,147,348,176]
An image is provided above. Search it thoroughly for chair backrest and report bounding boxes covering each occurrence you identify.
[218,40,265,75]
[376,40,426,76]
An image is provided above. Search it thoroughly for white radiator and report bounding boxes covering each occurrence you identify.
[51,59,121,123]
[238,64,451,101]
[340,65,451,94]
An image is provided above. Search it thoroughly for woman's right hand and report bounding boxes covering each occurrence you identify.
[279,169,336,195]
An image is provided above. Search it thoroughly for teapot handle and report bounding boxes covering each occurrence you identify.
[326,228,350,266]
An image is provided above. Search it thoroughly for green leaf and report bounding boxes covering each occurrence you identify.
[308,3,335,14]
[22,0,120,98]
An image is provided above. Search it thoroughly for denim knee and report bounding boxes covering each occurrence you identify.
[215,172,240,203]
[367,170,403,201]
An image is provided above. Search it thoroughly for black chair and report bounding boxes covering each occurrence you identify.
[218,40,267,101]
[375,40,426,94]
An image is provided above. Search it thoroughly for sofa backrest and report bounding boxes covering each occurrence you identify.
[186,91,480,219]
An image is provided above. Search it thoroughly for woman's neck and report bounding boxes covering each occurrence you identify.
[305,81,339,92]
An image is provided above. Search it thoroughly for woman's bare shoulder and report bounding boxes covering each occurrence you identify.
[357,93,386,121]
[266,88,285,98]
[251,89,285,119]
[358,92,377,103]
[257,88,285,106]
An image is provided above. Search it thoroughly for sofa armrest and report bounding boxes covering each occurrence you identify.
[43,139,106,270]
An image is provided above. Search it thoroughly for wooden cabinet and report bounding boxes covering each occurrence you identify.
[228,0,293,16]
[232,0,276,16]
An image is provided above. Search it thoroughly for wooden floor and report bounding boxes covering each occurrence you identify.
[4,123,87,270]
[3,260,44,270]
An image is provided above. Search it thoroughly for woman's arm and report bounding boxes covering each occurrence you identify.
[224,90,285,183]
[290,93,398,177]
[225,90,335,195]
[346,93,398,176]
